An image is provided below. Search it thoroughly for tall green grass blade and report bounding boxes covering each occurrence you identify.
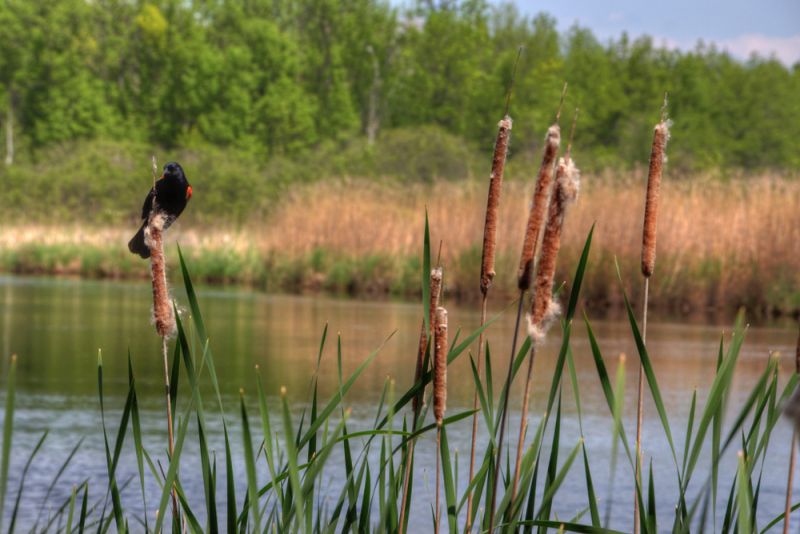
[66,484,78,534]
[32,434,84,532]
[422,211,431,335]
[617,260,678,470]
[280,388,306,532]
[298,332,394,449]
[126,356,148,533]
[240,391,262,532]
[737,453,752,534]
[78,483,89,534]
[178,245,225,414]
[566,224,594,321]
[535,440,582,521]
[223,426,237,534]
[7,430,46,533]
[439,426,458,533]
[0,354,16,527]
[581,443,600,527]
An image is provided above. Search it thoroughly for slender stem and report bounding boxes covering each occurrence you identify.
[161,336,179,526]
[511,344,536,501]
[784,431,797,534]
[465,295,488,532]
[435,427,442,534]
[398,319,429,533]
[489,293,525,532]
[634,277,649,534]
[398,391,425,533]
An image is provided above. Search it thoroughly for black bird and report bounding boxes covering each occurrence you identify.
[128,162,192,259]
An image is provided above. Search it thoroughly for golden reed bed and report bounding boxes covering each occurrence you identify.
[1,173,798,313]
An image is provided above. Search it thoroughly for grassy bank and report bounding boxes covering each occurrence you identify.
[2,174,799,316]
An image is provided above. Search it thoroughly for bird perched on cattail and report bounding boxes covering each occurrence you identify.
[128,162,193,258]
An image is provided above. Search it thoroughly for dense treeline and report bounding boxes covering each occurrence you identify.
[0,0,799,173]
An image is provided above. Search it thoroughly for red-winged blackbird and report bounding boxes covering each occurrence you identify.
[128,162,193,259]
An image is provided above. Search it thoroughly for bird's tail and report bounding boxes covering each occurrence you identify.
[128,223,151,259]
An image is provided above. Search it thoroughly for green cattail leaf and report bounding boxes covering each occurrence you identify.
[8,430,47,533]
[566,225,594,321]
[0,354,17,527]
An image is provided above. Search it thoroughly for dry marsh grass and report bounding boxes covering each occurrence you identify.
[1,173,799,313]
[263,173,800,312]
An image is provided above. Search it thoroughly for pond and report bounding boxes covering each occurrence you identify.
[0,274,797,531]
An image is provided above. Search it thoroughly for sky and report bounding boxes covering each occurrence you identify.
[507,0,800,65]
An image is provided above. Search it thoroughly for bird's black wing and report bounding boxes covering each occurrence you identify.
[140,188,155,221]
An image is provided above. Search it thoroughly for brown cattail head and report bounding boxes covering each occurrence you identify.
[146,212,176,338]
[527,157,580,344]
[412,267,444,412]
[641,120,671,278]
[411,318,427,413]
[480,116,512,295]
[433,306,448,426]
[518,124,561,290]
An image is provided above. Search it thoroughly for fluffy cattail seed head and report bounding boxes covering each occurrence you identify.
[527,157,580,344]
[433,306,448,426]
[146,212,176,338]
[480,116,512,295]
[518,124,561,290]
[641,120,671,278]
[429,267,443,326]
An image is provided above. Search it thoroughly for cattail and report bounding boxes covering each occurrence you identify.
[429,267,443,325]
[480,116,512,295]
[146,211,176,337]
[518,124,560,290]
[412,267,444,412]
[641,119,671,278]
[527,157,580,343]
[433,306,448,426]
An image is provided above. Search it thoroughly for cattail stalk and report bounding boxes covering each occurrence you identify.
[433,306,448,534]
[466,114,512,531]
[399,267,443,533]
[489,93,565,531]
[146,155,180,525]
[783,327,800,534]
[512,155,580,499]
[517,125,561,290]
[635,98,670,534]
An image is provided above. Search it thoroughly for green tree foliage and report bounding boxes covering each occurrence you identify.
[0,0,798,171]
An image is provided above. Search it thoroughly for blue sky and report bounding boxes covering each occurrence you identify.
[506,0,800,65]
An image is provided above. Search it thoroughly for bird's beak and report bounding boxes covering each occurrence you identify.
[186,186,193,200]
[159,173,165,181]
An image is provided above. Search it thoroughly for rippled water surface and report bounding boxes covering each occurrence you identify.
[0,275,797,531]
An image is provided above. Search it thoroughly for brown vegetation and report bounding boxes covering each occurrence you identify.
[1,173,799,314]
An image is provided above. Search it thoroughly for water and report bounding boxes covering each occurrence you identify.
[0,275,798,532]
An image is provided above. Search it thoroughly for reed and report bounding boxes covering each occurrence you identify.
[635,97,670,534]
[512,146,580,499]
[467,113,512,531]
[785,326,800,534]
[433,305,448,534]
[489,89,564,531]
[144,157,180,526]
[399,265,443,533]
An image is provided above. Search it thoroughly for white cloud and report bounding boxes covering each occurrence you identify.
[717,33,800,65]
[654,33,800,66]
